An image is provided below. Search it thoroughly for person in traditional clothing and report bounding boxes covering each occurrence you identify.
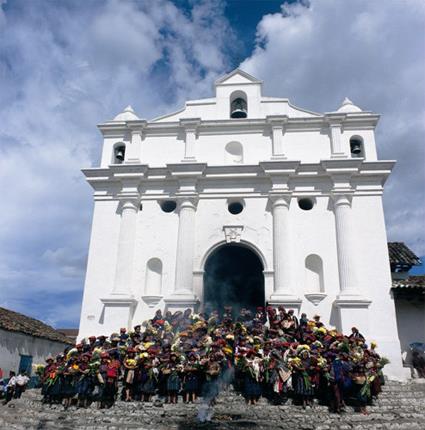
[291,349,315,409]
[140,356,158,402]
[328,353,351,413]
[201,353,222,405]
[351,365,369,415]
[98,352,119,409]
[62,357,79,410]
[183,353,200,403]
[240,350,262,405]
[164,352,182,404]
[41,356,55,404]
[75,353,92,408]
[123,348,138,402]
[348,327,365,342]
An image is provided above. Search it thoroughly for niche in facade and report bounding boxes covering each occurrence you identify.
[225,141,243,164]
[304,254,326,305]
[143,258,163,307]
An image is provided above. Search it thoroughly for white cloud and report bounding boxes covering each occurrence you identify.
[0,0,235,326]
[242,0,425,255]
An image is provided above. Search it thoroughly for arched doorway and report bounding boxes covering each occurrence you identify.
[203,244,265,315]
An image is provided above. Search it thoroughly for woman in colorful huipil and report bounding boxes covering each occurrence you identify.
[140,354,158,402]
[75,353,92,408]
[41,356,56,404]
[183,353,200,403]
[291,348,315,409]
[123,348,138,402]
[61,356,79,410]
[240,350,263,405]
[165,352,182,404]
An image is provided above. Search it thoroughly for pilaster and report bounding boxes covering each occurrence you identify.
[180,118,201,162]
[325,114,349,158]
[126,120,147,163]
[266,115,288,159]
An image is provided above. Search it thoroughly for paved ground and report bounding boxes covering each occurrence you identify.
[1,380,425,429]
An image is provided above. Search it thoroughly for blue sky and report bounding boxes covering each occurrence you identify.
[0,0,424,328]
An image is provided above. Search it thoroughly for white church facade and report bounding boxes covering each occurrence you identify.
[78,69,407,379]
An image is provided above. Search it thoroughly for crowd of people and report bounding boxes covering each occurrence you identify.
[38,306,387,414]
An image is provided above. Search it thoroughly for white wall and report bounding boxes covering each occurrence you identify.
[0,329,69,377]
[395,297,425,366]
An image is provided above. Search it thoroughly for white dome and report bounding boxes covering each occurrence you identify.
[113,105,140,121]
[337,97,362,113]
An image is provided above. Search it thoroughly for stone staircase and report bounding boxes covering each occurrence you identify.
[1,381,425,430]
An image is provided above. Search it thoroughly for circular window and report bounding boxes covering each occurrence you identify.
[160,200,177,213]
[298,198,314,211]
[228,202,244,215]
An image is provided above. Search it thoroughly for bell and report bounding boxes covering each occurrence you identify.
[230,109,247,119]
[230,97,247,119]
[350,141,362,155]
[115,147,125,162]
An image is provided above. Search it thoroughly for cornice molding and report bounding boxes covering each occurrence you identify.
[82,160,394,196]
[97,114,380,137]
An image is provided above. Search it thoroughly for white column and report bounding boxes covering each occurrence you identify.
[174,198,197,296]
[270,195,293,296]
[332,194,359,296]
[112,199,138,295]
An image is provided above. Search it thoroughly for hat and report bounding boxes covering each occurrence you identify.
[110,333,120,342]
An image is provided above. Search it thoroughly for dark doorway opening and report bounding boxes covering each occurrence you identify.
[203,244,265,316]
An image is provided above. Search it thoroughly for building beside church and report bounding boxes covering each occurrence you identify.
[78,69,408,379]
[388,242,425,375]
[0,307,72,378]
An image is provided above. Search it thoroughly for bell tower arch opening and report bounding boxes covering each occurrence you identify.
[203,244,265,315]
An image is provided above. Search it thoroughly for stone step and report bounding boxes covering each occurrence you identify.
[1,383,425,430]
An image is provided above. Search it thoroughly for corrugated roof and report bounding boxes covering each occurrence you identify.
[388,242,422,267]
[392,275,425,290]
[0,307,73,344]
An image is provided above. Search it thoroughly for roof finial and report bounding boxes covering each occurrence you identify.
[337,97,362,113]
[113,105,140,121]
